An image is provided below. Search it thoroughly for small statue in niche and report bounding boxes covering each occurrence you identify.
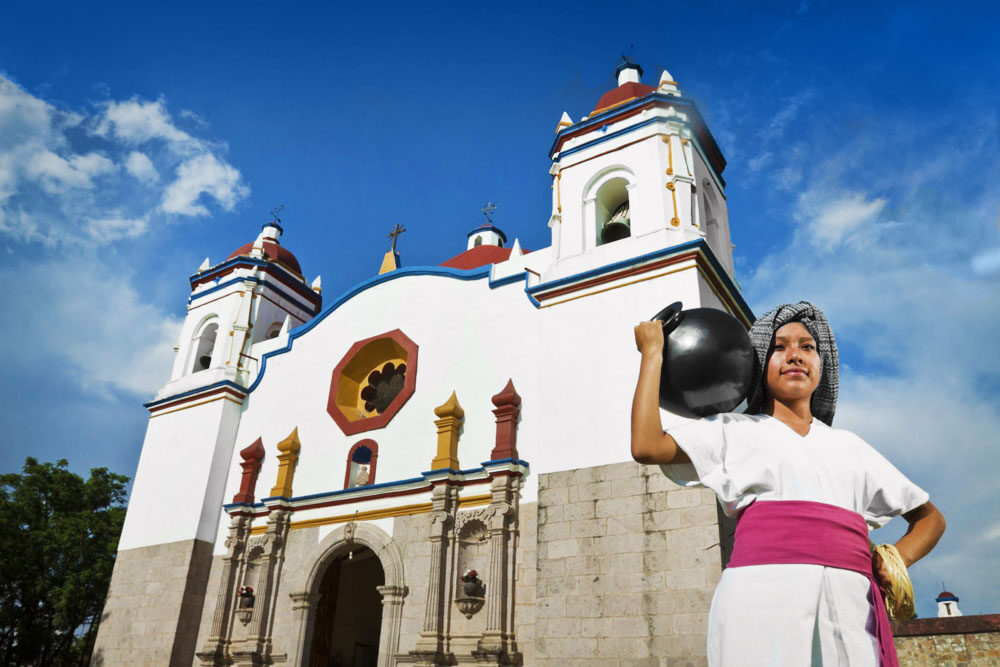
[461,569,484,597]
[354,464,370,488]
[238,585,255,609]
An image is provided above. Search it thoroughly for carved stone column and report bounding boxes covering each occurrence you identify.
[376,584,409,667]
[286,591,321,667]
[197,512,253,666]
[411,483,458,665]
[474,476,516,660]
[232,506,291,666]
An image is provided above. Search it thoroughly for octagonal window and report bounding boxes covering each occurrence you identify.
[327,329,418,435]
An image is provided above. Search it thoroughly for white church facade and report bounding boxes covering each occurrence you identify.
[92,62,751,666]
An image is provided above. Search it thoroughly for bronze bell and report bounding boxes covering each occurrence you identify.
[601,201,632,244]
[601,220,631,244]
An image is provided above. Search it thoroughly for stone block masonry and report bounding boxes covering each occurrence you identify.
[533,460,731,666]
[893,614,1000,666]
[91,539,213,666]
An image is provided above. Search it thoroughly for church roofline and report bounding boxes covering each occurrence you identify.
[189,257,322,310]
[550,93,727,187]
[245,264,497,394]
[242,240,749,398]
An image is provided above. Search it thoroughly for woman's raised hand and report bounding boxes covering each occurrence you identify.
[634,321,664,357]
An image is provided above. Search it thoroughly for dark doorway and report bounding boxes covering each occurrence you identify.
[308,546,385,667]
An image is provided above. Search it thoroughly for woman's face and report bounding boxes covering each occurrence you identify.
[765,321,821,405]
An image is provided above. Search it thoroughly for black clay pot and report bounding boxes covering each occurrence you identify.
[652,301,754,418]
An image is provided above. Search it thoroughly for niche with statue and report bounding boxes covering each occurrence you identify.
[454,517,489,619]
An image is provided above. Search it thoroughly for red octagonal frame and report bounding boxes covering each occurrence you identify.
[327,329,418,435]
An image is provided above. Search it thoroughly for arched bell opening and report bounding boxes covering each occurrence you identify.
[307,545,385,667]
[595,177,631,245]
[189,320,219,373]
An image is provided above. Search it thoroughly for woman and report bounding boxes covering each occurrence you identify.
[631,302,945,666]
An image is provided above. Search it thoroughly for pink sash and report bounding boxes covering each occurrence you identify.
[727,500,898,667]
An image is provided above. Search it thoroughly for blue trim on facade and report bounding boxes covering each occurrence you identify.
[525,239,752,321]
[144,379,247,409]
[481,458,530,468]
[223,460,531,512]
[188,274,320,314]
[189,257,320,307]
[549,93,726,187]
[246,265,493,393]
[488,271,527,288]
[555,116,662,160]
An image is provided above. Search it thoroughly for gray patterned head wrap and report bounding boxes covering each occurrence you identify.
[745,301,839,426]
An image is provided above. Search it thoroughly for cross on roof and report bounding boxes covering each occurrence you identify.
[481,202,497,224]
[387,223,406,253]
[269,204,285,225]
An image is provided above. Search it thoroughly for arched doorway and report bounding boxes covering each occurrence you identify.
[308,546,385,667]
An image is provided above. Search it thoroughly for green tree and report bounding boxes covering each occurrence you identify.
[0,458,128,666]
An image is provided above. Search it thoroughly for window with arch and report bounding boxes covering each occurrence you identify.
[344,439,378,489]
[702,179,723,258]
[265,321,283,340]
[595,177,631,245]
[190,320,219,373]
[473,236,483,247]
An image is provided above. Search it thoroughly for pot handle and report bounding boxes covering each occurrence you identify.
[651,301,684,335]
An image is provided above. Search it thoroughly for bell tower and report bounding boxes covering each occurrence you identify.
[547,62,734,279]
[94,220,322,665]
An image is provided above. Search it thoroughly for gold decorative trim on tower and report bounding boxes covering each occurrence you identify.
[270,427,302,498]
[431,391,464,471]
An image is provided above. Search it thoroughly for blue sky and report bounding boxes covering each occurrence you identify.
[1,1,998,618]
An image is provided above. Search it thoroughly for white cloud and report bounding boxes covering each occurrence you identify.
[758,90,815,143]
[0,257,181,396]
[95,97,195,150]
[161,153,248,216]
[0,75,249,247]
[85,215,148,243]
[26,149,115,193]
[796,191,887,249]
[124,151,158,183]
[747,151,773,173]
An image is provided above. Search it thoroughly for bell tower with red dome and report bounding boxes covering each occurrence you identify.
[103,218,322,663]
[546,61,734,281]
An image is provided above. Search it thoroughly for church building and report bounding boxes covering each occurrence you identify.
[92,62,751,666]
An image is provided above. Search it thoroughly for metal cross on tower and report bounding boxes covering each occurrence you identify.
[387,223,406,253]
[269,204,285,225]
[481,202,497,224]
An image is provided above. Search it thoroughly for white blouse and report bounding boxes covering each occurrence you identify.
[662,413,929,666]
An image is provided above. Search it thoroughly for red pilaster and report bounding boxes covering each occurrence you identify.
[490,379,522,461]
[232,437,265,504]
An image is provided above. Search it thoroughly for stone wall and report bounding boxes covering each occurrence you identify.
[893,615,1000,666]
[532,460,729,666]
[92,539,213,666]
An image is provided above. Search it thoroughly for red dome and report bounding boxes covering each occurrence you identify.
[938,591,957,598]
[228,240,302,275]
[440,245,529,270]
[592,81,656,114]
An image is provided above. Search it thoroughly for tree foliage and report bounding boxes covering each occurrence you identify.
[0,458,128,666]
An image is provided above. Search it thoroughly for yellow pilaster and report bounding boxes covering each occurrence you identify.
[430,391,464,471]
[270,427,302,498]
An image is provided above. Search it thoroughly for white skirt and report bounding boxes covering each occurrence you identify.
[708,564,880,666]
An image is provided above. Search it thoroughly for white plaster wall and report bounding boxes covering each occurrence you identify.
[206,257,714,552]
[119,397,243,550]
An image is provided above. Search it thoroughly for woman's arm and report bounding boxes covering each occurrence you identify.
[631,322,690,465]
[874,501,946,587]
[894,501,946,567]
